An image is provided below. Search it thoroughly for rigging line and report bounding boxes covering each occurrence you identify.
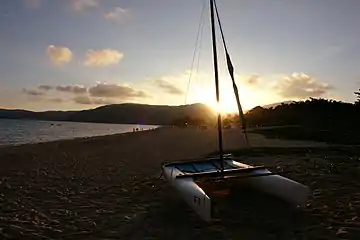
[184,0,207,105]
[194,6,205,85]
[213,0,250,147]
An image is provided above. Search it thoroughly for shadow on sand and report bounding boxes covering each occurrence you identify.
[127,183,310,240]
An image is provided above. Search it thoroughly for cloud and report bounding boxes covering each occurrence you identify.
[246,75,260,85]
[84,49,124,67]
[154,79,183,95]
[38,85,53,91]
[36,84,87,94]
[234,74,260,86]
[74,96,115,105]
[22,89,45,96]
[22,87,66,103]
[274,72,333,99]
[89,82,151,99]
[46,45,73,65]
[55,84,87,94]
[150,70,208,90]
[20,82,151,106]
[71,0,99,11]
[104,7,131,22]
[24,0,42,9]
[49,98,65,103]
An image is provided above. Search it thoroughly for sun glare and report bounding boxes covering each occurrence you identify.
[190,84,254,114]
[185,72,280,114]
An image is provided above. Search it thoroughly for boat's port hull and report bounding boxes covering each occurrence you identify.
[229,161,309,207]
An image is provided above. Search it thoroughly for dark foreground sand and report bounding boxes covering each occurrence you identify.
[0,127,359,239]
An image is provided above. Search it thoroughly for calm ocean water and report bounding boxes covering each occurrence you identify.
[0,119,158,146]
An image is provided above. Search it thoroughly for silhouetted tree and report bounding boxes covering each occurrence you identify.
[244,98,358,130]
[243,98,360,144]
[355,89,360,105]
[222,115,233,129]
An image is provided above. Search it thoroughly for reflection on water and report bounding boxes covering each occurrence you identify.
[0,119,158,146]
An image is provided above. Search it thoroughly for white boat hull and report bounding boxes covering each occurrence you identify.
[162,156,309,222]
[163,166,212,222]
[230,161,309,207]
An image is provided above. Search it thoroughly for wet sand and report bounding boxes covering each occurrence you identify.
[1,127,359,239]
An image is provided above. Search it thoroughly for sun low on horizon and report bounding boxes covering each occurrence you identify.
[0,0,359,112]
[189,83,254,114]
[183,71,283,114]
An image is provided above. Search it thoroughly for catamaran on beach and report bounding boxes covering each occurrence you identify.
[2,0,360,239]
[161,0,309,222]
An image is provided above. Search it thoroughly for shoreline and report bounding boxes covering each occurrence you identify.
[0,119,161,148]
[0,129,152,150]
[0,126,326,151]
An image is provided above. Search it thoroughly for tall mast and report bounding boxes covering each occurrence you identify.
[213,0,250,146]
[210,0,224,172]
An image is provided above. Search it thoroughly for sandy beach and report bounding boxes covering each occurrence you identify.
[1,127,359,239]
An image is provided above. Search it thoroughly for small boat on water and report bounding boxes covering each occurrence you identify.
[161,0,309,222]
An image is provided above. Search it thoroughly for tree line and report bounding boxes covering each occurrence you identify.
[172,89,360,131]
[244,91,360,130]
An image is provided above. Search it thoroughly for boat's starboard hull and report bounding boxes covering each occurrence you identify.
[163,165,212,221]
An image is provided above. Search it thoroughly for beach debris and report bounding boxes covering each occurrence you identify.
[336,227,348,235]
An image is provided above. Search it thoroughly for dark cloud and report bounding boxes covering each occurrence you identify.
[154,79,183,95]
[73,96,115,105]
[49,98,65,103]
[22,88,45,96]
[274,73,333,99]
[21,82,150,105]
[56,85,87,94]
[88,83,151,99]
[38,85,53,91]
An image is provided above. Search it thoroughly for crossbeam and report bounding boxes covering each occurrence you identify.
[211,171,289,181]
[163,154,233,167]
[175,166,267,179]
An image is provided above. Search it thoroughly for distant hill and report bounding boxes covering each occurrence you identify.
[0,103,216,125]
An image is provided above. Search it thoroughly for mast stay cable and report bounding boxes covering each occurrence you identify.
[185,0,207,105]
[213,0,250,147]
